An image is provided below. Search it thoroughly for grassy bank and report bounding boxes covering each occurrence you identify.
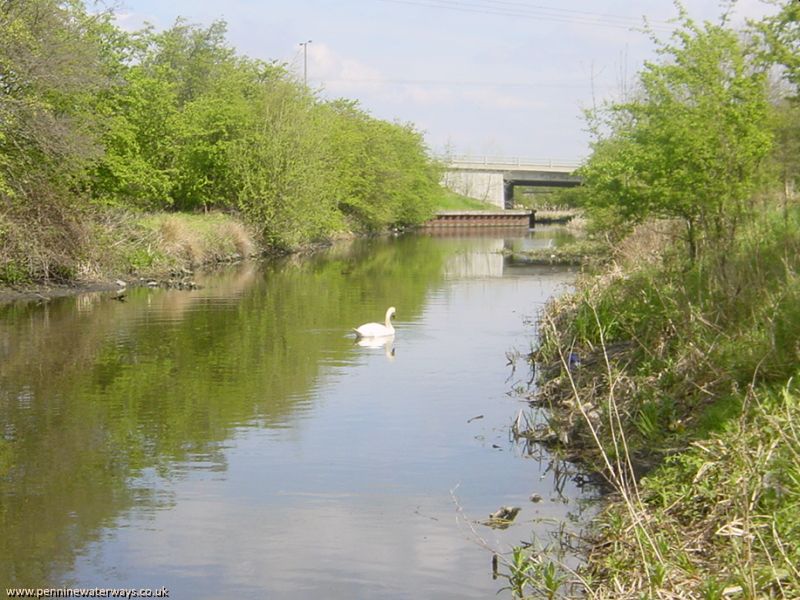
[100,212,258,276]
[0,210,260,289]
[512,209,800,597]
[433,188,499,211]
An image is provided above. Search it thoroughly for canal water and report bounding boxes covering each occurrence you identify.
[0,228,592,599]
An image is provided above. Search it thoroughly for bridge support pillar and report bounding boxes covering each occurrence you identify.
[504,182,514,209]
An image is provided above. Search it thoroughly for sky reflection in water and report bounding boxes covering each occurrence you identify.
[0,228,594,599]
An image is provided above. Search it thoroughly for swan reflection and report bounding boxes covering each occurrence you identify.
[355,335,396,361]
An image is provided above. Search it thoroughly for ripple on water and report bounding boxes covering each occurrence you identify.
[0,229,597,598]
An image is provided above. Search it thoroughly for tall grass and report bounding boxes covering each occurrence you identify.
[143,213,255,266]
[517,207,800,597]
[0,209,260,285]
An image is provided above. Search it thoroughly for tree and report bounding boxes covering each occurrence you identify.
[0,0,112,280]
[754,1,800,216]
[229,76,342,248]
[756,1,800,94]
[322,101,435,231]
[580,12,772,260]
[0,0,108,201]
[766,99,800,217]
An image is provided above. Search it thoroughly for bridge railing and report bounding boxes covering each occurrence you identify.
[437,154,584,170]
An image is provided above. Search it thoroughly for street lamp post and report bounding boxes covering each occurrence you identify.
[299,40,312,86]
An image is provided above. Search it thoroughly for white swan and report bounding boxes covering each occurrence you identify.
[353,307,396,338]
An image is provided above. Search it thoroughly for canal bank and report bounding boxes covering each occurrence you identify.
[0,211,264,302]
[513,215,800,598]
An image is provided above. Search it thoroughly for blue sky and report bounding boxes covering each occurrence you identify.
[114,0,779,160]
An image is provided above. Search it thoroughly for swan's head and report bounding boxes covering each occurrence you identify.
[386,306,396,320]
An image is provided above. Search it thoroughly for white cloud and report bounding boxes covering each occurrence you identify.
[306,43,550,115]
[402,85,456,107]
[304,42,386,97]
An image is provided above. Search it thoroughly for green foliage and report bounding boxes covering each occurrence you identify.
[514,186,586,210]
[0,3,442,281]
[0,261,30,285]
[499,546,571,600]
[763,99,800,214]
[613,378,800,597]
[550,208,800,440]
[501,547,536,598]
[756,1,800,93]
[580,14,772,259]
[0,0,108,197]
[90,64,179,208]
[548,187,586,209]
[123,246,159,272]
[0,0,113,280]
[84,17,440,246]
[229,80,334,248]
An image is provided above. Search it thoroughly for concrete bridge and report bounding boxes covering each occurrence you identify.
[441,155,582,209]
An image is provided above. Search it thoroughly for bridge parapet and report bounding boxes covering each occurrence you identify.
[438,155,583,172]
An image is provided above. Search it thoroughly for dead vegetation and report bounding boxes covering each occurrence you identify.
[0,209,260,288]
[504,214,800,598]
